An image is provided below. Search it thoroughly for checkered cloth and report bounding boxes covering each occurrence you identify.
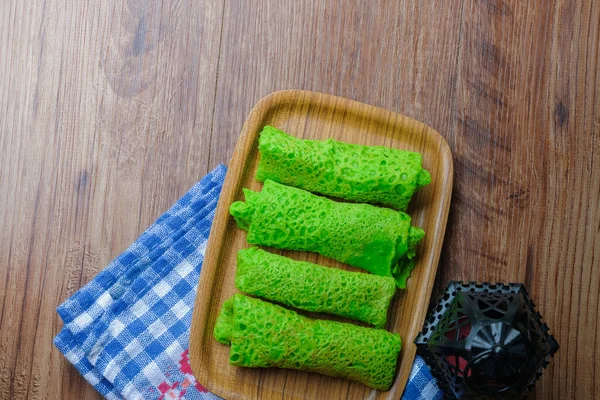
[402,357,443,400]
[54,165,443,400]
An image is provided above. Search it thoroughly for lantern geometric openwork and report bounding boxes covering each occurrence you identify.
[415,281,559,399]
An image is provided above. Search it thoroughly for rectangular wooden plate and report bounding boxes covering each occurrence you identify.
[189,90,453,400]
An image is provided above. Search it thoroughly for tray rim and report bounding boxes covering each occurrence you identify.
[189,89,453,400]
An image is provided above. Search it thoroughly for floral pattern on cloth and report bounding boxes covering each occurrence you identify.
[155,349,209,399]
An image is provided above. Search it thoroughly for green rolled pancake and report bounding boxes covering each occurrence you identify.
[236,247,396,328]
[214,294,402,390]
[213,296,234,345]
[230,180,425,288]
[256,126,431,211]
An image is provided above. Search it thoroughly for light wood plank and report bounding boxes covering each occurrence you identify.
[0,0,224,398]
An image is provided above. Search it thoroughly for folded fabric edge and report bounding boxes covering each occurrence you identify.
[54,328,120,399]
[53,164,227,398]
[55,166,226,341]
[75,187,221,354]
[56,164,227,324]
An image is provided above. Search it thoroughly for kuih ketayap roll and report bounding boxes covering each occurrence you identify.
[235,247,396,328]
[256,126,431,211]
[230,180,424,288]
[213,294,402,390]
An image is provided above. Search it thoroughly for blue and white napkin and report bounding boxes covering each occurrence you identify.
[54,165,442,399]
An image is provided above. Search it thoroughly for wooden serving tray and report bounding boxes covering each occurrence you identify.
[189,90,453,400]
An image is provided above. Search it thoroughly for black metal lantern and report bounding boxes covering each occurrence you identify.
[415,281,559,399]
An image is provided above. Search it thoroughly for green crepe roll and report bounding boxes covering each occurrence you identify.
[213,296,235,345]
[256,126,431,211]
[230,180,425,288]
[214,294,402,390]
[236,247,396,328]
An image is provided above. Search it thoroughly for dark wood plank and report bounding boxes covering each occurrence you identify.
[0,0,224,398]
[443,1,600,398]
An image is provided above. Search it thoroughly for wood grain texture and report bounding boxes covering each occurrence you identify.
[0,1,224,398]
[189,90,453,400]
[0,0,598,399]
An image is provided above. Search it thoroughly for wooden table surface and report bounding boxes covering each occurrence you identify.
[1,1,598,399]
